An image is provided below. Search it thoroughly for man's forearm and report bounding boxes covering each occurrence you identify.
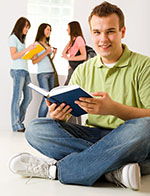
[112,101,150,120]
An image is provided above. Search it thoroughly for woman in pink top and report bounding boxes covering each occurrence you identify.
[62,21,86,85]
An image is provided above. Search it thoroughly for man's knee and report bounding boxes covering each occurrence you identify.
[133,117,150,135]
[25,118,39,143]
[25,118,56,143]
[125,117,150,140]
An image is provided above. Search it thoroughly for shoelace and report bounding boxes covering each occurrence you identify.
[27,162,49,177]
[25,156,50,181]
[112,174,126,188]
[109,170,126,189]
[24,155,57,184]
[25,160,50,184]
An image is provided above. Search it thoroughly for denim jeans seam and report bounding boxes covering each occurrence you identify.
[57,154,76,183]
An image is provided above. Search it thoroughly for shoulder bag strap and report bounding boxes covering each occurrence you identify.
[66,38,76,53]
[38,42,59,87]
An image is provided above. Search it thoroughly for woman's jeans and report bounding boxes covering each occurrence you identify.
[10,69,32,131]
[25,117,150,186]
[37,72,55,117]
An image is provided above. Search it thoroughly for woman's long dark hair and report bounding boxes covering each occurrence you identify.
[10,17,31,43]
[68,21,85,44]
[35,23,51,46]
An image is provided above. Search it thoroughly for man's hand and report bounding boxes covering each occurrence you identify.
[75,91,150,120]
[46,99,72,121]
[75,92,115,115]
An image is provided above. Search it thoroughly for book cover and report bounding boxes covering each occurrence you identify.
[22,43,44,60]
[28,83,93,117]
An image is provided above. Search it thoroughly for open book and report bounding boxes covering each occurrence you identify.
[22,42,44,60]
[28,83,93,117]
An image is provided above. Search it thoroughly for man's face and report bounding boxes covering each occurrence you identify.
[90,14,125,64]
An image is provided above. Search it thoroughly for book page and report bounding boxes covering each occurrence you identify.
[28,83,49,97]
[49,85,80,96]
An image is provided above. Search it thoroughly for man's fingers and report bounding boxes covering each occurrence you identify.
[45,99,51,106]
[75,100,94,111]
[49,103,72,120]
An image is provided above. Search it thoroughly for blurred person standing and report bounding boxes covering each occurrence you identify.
[62,21,86,85]
[8,17,34,132]
[32,23,58,117]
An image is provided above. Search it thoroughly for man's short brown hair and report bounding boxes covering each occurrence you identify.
[88,1,125,30]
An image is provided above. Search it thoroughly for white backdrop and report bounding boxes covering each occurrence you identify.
[1,0,150,131]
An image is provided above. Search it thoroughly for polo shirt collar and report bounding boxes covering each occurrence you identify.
[96,44,131,68]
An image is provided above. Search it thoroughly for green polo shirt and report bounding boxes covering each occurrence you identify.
[69,44,150,129]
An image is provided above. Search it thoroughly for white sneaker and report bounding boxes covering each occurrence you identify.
[105,163,141,191]
[9,152,57,179]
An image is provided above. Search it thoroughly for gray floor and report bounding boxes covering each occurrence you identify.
[0,130,150,196]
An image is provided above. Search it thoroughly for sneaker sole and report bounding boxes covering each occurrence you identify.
[123,163,141,190]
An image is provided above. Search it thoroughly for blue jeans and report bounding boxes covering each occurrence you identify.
[10,69,32,131]
[25,117,150,186]
[37,72,55,117]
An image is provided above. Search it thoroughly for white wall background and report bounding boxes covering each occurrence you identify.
[1,0,150,131]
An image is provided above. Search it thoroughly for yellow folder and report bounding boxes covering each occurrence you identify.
[22,43,44,60]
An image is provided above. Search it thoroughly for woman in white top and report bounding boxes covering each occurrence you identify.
[32,23,57,117]
[8,17,34,132]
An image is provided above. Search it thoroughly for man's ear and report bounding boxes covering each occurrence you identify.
[121,26,126,38]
